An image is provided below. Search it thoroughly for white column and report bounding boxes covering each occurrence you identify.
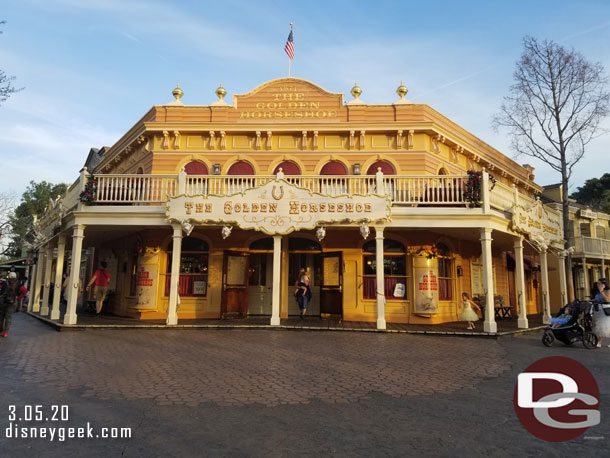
[64,225,85,325]
[582,256,589,300]
[40,244,54,316]
[514,237,528,329]
[558,252,568,307]
[50,233,67,320]
[601,259,606,282]
[481,170,490,214]
[540,248,551,324]
[481,228,497,333]
[167,224,182,326]
[375,226,386,330]
[30,254,43,312]
[270,235,282,326]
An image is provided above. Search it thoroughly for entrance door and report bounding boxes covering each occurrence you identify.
[320,252,343,316]
[247,253,273,314]
[222,251,249,318]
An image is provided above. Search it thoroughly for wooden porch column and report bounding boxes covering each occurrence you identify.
[64,225,85,325]
[30,251,44,313]
[375,226,386,330]
[540,248,551,324]
[270,235,282,326]
[50,233,67,320]
[167,224,182,326]
[582,256,589,300]
[558,251,568,307]
[480,228,497,333]
[514,237,528,329]
[40,244,54,316]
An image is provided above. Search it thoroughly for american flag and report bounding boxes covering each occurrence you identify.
[284,30,294,60]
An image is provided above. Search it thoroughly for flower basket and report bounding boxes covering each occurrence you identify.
[79,175,98,204]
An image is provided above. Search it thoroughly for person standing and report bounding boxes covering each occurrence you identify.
[85,261,111,316]
[592,279,610,348]
[460,292,481,330]
[0,272,19,337]
[294,267,311,319]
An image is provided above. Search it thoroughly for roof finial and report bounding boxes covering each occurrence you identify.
[351,82,362,99]
[215,83,227,100]
[396,80,408,99]
[172,83,184,102]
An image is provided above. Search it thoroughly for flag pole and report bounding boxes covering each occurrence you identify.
[288,22,293,77]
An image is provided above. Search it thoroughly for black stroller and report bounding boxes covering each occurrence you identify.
[542,301,598,349]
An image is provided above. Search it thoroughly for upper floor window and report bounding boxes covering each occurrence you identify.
[273,161,301,175]
[184,161,208,175]
[320,161,347,175]
[367,161,395,175]
[228,161,254,175]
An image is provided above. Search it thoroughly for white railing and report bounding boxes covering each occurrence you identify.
[489,181,515,212]
[572,236,610,257]
[62,176,82,212]
[95,174,177,203]
[384,175,466,205]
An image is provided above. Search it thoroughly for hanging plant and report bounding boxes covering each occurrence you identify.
[464,170,497,206]
[79,175,98,203]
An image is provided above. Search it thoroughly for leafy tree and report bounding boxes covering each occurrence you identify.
[4,181,67,257]
[570,173,610,214]
[493,36,610,301]
[0,20,22,105]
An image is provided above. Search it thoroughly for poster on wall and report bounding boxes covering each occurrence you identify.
[193,281,207,295]
[137,263,158,308]
[413,257,439,314]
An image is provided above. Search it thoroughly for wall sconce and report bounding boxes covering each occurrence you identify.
[353,163,361,175]
[456,266,463,277]
[213,163,221,175]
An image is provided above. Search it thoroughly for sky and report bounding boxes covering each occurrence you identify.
[1,0,610,198]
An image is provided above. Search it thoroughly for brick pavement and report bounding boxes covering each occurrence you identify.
[3,314,508,407]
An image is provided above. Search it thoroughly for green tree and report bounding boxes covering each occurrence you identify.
[4,181,67,257]
[570,173,610,214]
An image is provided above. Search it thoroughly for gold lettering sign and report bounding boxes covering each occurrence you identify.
[166,179,391,235]
[234,79,343,121]
[511,201,562,247]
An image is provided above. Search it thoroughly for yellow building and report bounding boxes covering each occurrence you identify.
[29,78,566,332]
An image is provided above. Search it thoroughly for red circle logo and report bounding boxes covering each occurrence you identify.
[513,356,600,441]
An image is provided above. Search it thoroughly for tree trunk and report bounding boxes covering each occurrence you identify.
[562,176,575,302]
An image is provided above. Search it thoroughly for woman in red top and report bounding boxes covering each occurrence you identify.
[86,261,111,316]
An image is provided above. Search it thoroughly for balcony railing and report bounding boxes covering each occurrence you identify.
[36,170,554,231]
[571,236,610,258]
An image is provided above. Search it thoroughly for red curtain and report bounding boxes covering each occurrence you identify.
[273,161,301,175]
[320,161,347,175]
[366,161,395,175]
[228,161,254,175]
[184,161,208,175]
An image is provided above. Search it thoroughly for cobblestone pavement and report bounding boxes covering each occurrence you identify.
[0,314,608,457]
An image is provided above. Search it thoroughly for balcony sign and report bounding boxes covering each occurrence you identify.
[166,178,391,235]
[512,199,562,248]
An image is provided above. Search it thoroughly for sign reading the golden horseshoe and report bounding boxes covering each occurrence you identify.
[166,179,391,235]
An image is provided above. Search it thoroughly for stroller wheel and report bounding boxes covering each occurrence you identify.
[582,332,598,349]
[542,330,554,347]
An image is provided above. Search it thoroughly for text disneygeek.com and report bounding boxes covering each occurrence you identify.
[5,405,131,442]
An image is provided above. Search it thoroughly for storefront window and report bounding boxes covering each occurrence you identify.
[437,243,453,301]
[165,237,209,297]
[362,239,408,300]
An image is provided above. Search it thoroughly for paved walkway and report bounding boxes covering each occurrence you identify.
[1,313,607,457]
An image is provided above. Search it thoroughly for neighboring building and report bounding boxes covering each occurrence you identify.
[29,78,565,332]
[543,184,610,306]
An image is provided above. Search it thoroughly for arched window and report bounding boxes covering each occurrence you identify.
[184,161,208,175]
[438,168,449,176]
[436,242,453,300]
[320,161,347,175]
[165,237,209,297]
[362,239,408,300]
[366,161,395,175]
[136,167,144,174]
[273,161,301,175]
[228,161,254,175]
[249,238,273,251]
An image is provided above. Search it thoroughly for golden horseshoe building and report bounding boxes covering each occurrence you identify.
[29,78,567,332]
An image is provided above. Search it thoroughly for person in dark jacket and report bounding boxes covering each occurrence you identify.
[0,272,19,337]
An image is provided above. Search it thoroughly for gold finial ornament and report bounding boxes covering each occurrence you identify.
[172,83,184,101]
[215,83,227,100]
[396,80,408,99]
[350,82,362,99]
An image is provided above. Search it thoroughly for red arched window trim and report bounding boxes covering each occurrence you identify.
[320,161,347,175]
[273,161,301,175]
[366,161,395,175]
[227,161,254,175]
[184,161,208,175]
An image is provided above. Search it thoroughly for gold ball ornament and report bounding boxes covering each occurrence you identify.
[350,82,362,99]
[215,83,227,100]
[172,84,184,101]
